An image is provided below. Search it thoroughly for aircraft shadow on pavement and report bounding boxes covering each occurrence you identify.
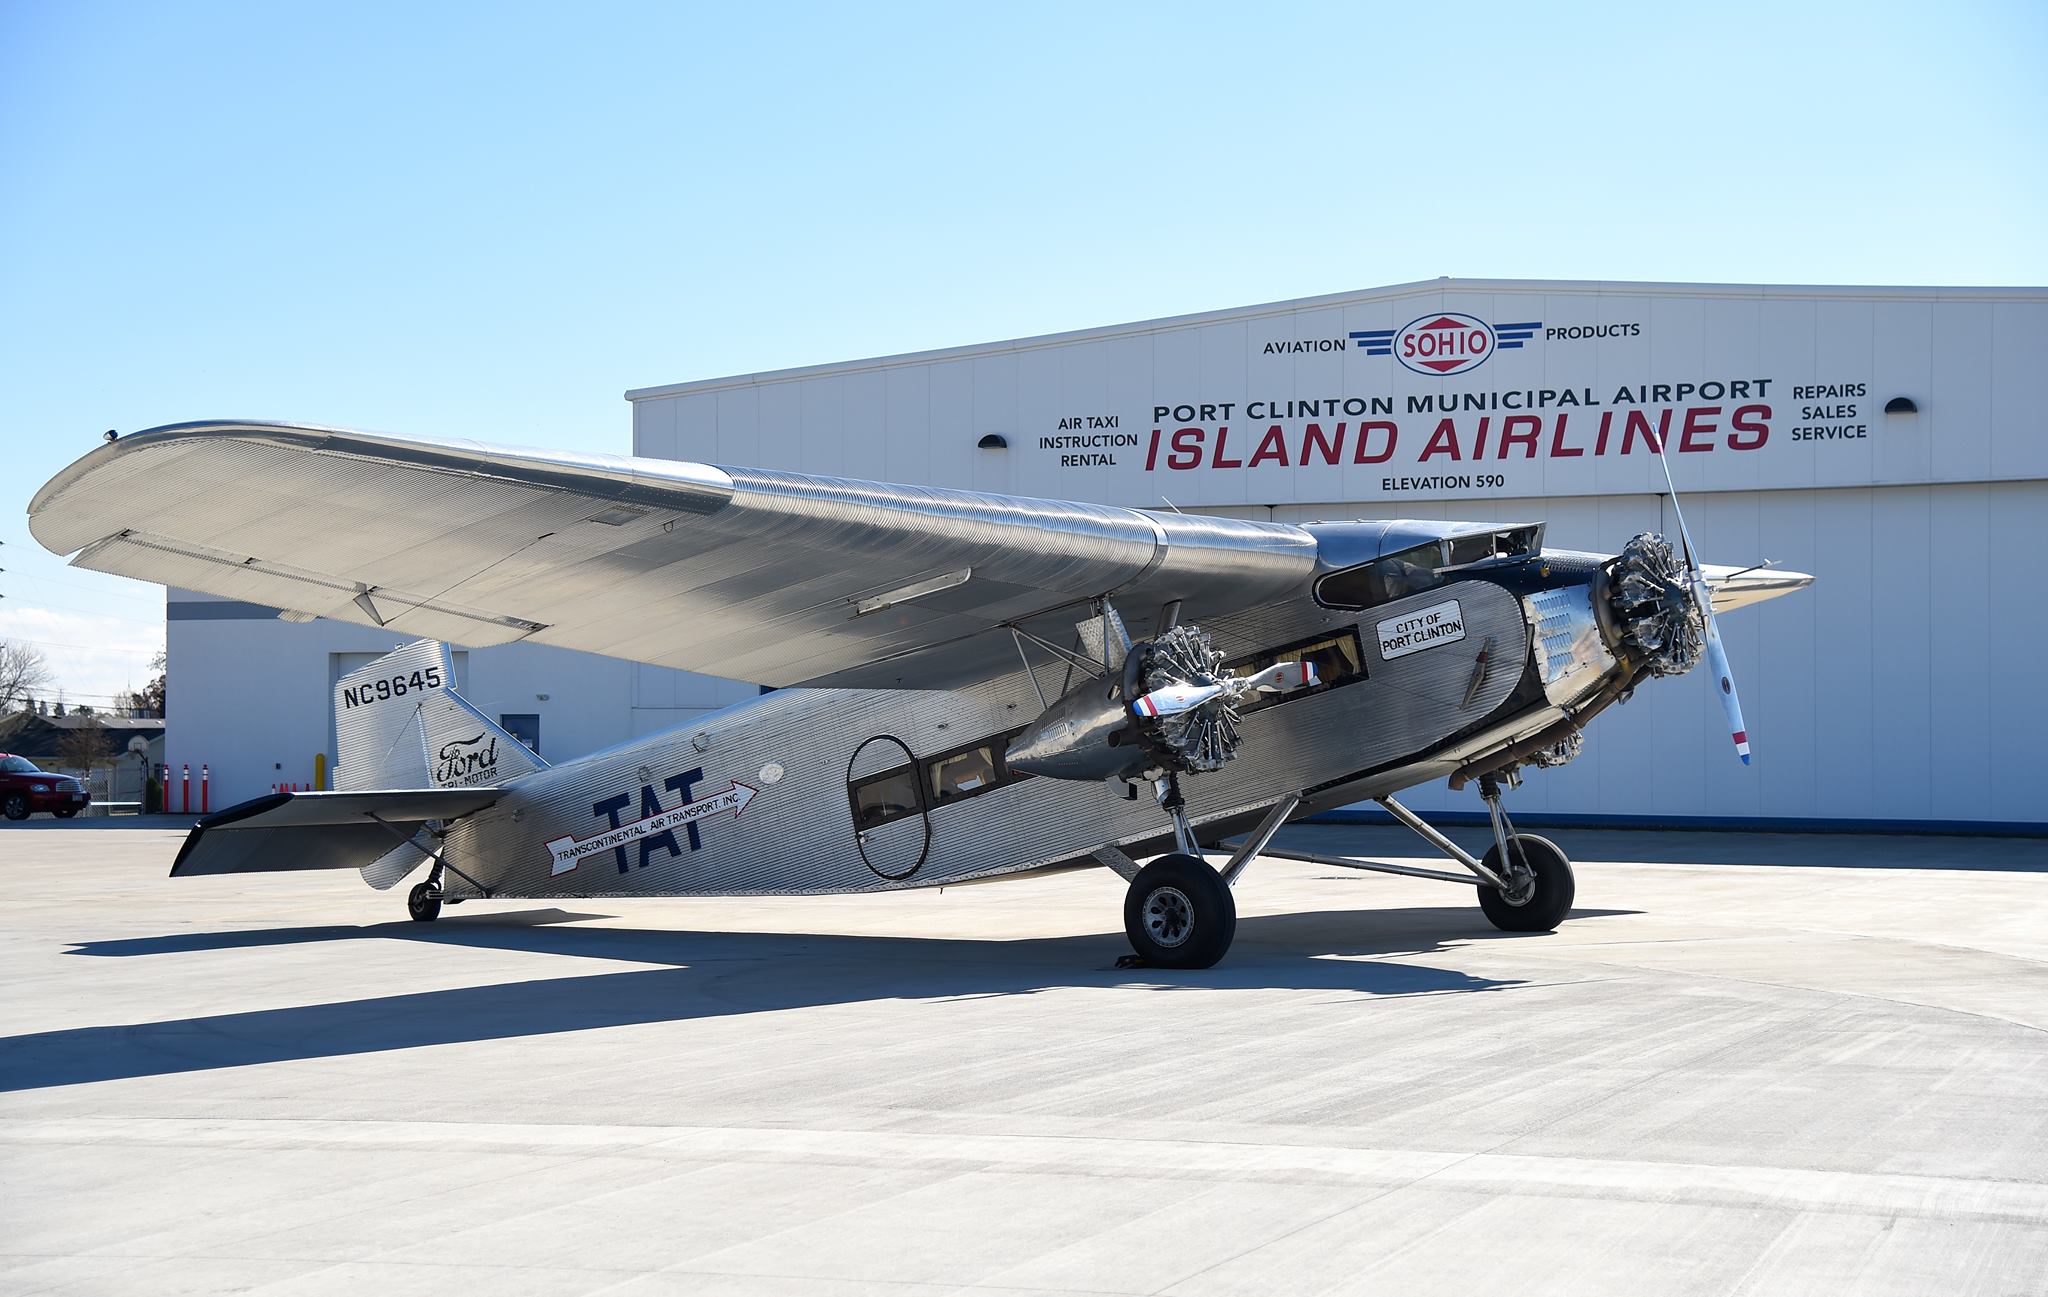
[5,904,1632,1092]
[0,817,199,831]
[1278,826,2048,872]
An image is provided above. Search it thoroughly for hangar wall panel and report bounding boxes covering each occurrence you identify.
[629,279,2046,828]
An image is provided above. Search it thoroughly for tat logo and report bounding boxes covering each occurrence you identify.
[1349,314,1542,376]
[544,767,759,876]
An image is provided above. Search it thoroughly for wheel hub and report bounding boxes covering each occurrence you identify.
[1142,885,1196,948]
[1497,870,1537,907]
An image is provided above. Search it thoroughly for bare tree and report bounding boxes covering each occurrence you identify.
[56,713,113,776]
[0,641,51,714]
[139,648,167,716]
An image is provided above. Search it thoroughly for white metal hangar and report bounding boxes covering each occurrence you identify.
[166,278,2046,829]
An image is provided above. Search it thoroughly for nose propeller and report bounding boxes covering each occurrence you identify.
[1650,439,1751,765]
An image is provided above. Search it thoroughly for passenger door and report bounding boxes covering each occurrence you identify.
[846,735,929,881]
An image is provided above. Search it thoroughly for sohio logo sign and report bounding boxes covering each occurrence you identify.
[1397,313,1494,375]
[1351,314,1542,377]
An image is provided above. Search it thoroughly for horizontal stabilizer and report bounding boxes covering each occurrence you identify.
[170,787,500,878]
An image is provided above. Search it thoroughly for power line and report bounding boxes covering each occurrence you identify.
[5,569,165,606]
[0,595,167,629]
[0,635,161,654]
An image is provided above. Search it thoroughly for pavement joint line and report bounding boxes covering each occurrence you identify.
[10,1118,2046,1224]
[1548,952,2048,1036]
[1155,1141,1502,1294]
[604,1267,1148,1297]
[1,1135,646,1269]
[1216,1162,1510,1294]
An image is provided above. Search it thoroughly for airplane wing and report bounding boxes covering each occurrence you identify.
[30,421,1316,689]
[169,786,502,878]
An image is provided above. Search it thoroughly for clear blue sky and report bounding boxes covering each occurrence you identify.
[3,0,2044,704]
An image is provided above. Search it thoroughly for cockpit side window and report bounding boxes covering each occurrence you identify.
[1314,542,1444,609]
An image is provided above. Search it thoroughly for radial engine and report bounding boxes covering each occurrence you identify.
[1005,624,1317,784]
[1605,532,1705,678]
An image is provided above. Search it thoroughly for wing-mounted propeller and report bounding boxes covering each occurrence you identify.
[1006,623,1320,782]
[1129,627,1320,772]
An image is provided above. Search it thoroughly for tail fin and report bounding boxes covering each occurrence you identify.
[334,640,548,791]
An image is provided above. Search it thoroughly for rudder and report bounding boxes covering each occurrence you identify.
[333,640,548,791]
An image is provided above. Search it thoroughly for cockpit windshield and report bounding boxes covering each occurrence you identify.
[1315,542,1445,608]
[1315,525,1539,610]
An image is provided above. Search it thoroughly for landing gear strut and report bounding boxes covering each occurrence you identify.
[1209,777,1576,934]
[1472,774,1575,931]
[1154,773,1199,856]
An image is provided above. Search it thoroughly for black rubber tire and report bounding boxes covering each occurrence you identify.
[2,794,28,821]
[54,807,79,819]
[1123,852,1237,969]
[1477,833,1575,932]
[407,881,443,923]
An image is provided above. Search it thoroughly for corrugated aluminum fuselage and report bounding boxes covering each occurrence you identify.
[436,565,1616,902]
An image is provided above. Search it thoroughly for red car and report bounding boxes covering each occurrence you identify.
[0,754,91,820]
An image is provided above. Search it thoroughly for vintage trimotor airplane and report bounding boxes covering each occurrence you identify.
[29,421,1811,968]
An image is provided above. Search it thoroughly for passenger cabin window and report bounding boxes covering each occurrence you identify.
[848,731,1032,830]
[851,766,922,831]
[929,735,1030,807]
[930,745,998,804]
[1229,629,1367,715]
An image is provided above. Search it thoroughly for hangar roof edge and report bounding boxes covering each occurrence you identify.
[624,277,2048,403]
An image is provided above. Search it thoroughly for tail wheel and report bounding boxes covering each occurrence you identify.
[1477,833,1574,932]
[1123,852,1236,969]
[407,881,442,923]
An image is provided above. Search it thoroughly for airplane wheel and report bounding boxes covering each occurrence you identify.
[1123,852,1236,969]
[407,882,442,923]
[1478,834,1574,932]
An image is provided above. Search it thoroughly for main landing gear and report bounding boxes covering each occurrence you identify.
[1110,771,1576,968]
[1470,775,1574,931]
[407,879,442,923]
[1253,773,1575,934]
[1115,775,1297,970]
[1123,853,1235,969]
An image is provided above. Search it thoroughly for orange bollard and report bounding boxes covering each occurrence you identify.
[181,764,190,813]
[201,764,209,814]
